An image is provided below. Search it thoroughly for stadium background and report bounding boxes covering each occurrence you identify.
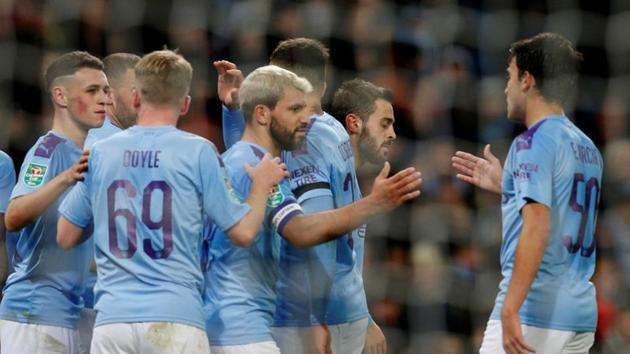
[1,0,629,353]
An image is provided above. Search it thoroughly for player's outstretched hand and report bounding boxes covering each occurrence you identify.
[63,150,89,186]
[245,154,288,189]
[502,311,535,354]
[452,144,502,194]
[363,322,387,354]
[368,162,422,212]
[213,60,243,110]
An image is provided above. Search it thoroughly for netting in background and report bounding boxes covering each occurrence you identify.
[1,1,629,353]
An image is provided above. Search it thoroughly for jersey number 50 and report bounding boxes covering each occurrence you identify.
[563,173,600,257]
[107,180,173,259]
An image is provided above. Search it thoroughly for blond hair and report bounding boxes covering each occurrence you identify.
[239,65,312,122]
[134,50,193,105]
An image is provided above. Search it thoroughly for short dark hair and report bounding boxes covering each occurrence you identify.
[44,51,104,92]
[269,38,329,89]
[508,32,583,105]
[331,79,393,124]
[103,53,141,88]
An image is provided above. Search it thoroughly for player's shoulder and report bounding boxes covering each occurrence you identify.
[513,116,564,153]
[223,141,266,167]
[0,150,13,169]
[28,131,73,161]
[307,112,348,142]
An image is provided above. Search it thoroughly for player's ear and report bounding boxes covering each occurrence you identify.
[521,70,535,92]
[254,104,269,125]
[132,88,141,109]
[51,85,68,108]
[345,113,362,135]
[179,95,191,116]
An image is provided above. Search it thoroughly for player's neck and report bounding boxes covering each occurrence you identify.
[136,105,179,127]
[108,114,124,129]
[524,98,564,128]
[241,126,280,157]
[51,110,89,148]
[350,136,363,169]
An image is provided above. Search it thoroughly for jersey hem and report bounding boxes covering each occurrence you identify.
[0,315,77,330]
[95,315,204,330]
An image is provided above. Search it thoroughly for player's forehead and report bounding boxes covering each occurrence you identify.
[507,57,518,75]
[368,98,395,123]
[276,86,306,107]
[70,68,109,88]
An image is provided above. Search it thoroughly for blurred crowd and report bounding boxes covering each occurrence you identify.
[1,0,630,353]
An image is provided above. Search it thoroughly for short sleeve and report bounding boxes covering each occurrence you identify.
[512,132,556,211]
[265,179,303,235]
[59,179,93,228]
[11,146,60,200]
[0,153,16,213]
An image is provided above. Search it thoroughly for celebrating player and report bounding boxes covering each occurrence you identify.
[205,65,420,353]
[452,33,601,354]
[57,50,287,354]
[1,51,108,353]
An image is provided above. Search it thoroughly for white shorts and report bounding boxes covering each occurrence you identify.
[479,319,594,354]
[91,322,210,354]
[210,341,280,354]
[272,317,369,354]
[78,308,96,354]
[0,319,79,354]
[329,317,369,354]
[272,326,311,354]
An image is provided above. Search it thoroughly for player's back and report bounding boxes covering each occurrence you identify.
[275,112,368,326]
[496,115,602,331]
[88,125,226,329]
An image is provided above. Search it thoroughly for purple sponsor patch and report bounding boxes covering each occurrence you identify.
[34,133,65,158]
[515,119,547,152]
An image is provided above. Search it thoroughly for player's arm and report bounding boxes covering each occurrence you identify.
[501,202,548,354]
[224,154,288,247]
[5,150,89,231]
[57,216,86,249]
[0,156,15,292]
[281,163,422,248]
[214,60,245,149]
[0,215,8,294]
[57,162,94,249]
[451,144,502,194]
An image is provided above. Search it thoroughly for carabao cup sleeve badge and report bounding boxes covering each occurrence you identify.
[24,163,48,187]
[267,184,285,207]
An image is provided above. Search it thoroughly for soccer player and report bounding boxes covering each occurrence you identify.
[451,33,601,353]
[78,52,141,354]
[0,150,15,291]
[205,66,420,353]
[216,38,396,354]
[0,51,108,353]
[57,50,288,354]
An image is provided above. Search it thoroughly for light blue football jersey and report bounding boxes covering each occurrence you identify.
[0,151,17,274]
[490,116,602,332]
[274,112,368,326]
[0,132,93,329]
[0,150,14,214]
[85,116,122,149]
[80,116,124,309]
[205,141,303,345]
[59,125,251,329]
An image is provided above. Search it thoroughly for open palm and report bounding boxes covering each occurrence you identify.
[451,144,502,194]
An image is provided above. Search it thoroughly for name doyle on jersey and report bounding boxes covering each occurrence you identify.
[123,150,162,168]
